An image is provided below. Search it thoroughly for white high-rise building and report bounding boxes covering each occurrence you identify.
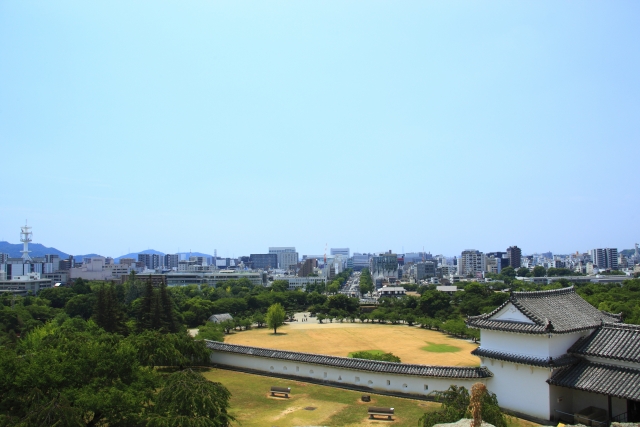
[268,247,298,270]
[458,250,485,277]
[589,248,618,270]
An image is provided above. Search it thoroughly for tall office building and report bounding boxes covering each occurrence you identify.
[164,254,180,270]
[330,248,350,257]
[268,247,298,270]
[590,248,619,270]
[459,250,485,276]
[250,253,278,270]
[370,253,399,284]
[507,246,522,269]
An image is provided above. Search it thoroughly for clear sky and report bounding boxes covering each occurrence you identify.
[1,1,639,258]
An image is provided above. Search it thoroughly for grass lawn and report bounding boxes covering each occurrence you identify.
[224,323,480,366]
[202,368,541,427]
[421,342,462,353]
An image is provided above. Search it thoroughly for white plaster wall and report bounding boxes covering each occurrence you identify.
[210,352,486,397]
[482,360,552,420]
[548,332,588,358]
[480,330,551,359]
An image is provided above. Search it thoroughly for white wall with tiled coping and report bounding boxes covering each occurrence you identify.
[210,351,488,397]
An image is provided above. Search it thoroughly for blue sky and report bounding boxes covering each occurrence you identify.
[1,1,639,258]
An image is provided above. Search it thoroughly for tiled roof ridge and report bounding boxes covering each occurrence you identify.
[205,340,493,379]
[600,312,624,321]
[512,285,575,297]
[471,347,578,368]
[602,322,638,330]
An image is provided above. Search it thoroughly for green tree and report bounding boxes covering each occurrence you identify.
[516,267,530,277]
[92,283,125,333]
[266,303,286,334]
[252,312,266,328]
[500,266,516,279]
[270,280,288,292]
[532,265,546,277]
[147,369,234,427]
[359,268,374,296]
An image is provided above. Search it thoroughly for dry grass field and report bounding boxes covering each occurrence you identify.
[223,321,480,366]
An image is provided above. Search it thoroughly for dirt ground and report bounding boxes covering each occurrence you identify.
[224,318,480,366]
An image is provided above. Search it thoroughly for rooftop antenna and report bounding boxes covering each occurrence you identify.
[20,221,32,261]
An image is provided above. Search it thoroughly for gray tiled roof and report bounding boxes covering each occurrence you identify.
[206,341,493,379]
[471,348,578,368]
[547,360,640,401]
[467,286,621,334]
[208,313,233,323]
[569,323,640,363]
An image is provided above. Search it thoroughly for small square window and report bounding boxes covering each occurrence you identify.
[424,385,429,390]
[386,380,390,385]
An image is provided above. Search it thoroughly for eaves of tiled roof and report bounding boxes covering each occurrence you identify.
[547,360,640,401]
[472,348,579,368]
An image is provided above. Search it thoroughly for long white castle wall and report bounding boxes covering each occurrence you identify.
[210,351,488,397]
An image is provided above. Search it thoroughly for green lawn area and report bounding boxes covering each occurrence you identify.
[421,342,462,353]
[348,349,386,357]
[202,368,541,427]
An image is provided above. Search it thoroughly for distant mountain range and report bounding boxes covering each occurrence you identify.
[114,250,215,262]
[0,241,70,259]
[0,243,215,263]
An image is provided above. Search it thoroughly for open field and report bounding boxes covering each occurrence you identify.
[224,322,480,366]
[202,368,541,427]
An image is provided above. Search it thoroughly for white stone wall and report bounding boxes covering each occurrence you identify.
[210,351,487,397]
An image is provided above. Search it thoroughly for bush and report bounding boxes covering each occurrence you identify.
[350,351,401,363]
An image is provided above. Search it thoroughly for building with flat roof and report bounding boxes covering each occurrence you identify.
[330,248,350,257]
[250,253,278,270]
[506,246,522,269]
[268,247,298,270]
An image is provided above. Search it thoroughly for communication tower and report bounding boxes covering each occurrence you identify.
[20,222,32,261]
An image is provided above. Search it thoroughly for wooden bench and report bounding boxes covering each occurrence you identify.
[368,406,394,420]
[270,386,291,398]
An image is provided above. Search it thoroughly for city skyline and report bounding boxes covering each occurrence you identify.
[0,223,636,260]
[1,1,639,257]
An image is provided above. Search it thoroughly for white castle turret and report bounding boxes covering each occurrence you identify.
[20,223,32,261]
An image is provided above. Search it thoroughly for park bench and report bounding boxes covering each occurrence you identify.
[270,386,291,398]
[368,406,394,420]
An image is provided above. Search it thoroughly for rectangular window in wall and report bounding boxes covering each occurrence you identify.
[355,377,360,383]
[386,380,390,385]
[424,385,428,390]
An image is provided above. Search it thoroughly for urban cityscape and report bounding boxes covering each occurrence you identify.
[2,1,639,427]
[2,223,638,297]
